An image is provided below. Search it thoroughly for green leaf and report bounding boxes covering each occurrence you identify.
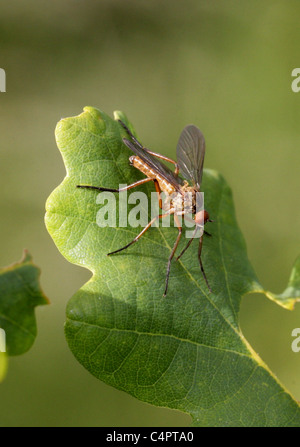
[45,107,300,427]
[263,255,300,310]
[0,353,7,382]
[0,251,49,356]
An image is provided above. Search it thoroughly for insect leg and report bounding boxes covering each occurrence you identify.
[142,150,179,176]
[107,211,172,256]
[176,225,199,261]
[176,226,213,260]
[153,179,163,209]
[77,177,153,192]
[163,214,182,297]
[198,235,212,293]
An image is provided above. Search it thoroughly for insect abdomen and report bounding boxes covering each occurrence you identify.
[130,156,175,195]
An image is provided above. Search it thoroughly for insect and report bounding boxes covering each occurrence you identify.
[77,120,212,296]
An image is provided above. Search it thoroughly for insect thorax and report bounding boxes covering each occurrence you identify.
[164,182,198,215]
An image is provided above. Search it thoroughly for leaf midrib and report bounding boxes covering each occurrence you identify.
[66,316,251,358]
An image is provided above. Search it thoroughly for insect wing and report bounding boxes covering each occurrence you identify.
[176,125,205,188]
[123,138,183,191]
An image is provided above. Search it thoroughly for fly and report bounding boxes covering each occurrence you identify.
[77,120,212,296]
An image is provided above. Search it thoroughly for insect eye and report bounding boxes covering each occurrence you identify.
[204,210,210,223]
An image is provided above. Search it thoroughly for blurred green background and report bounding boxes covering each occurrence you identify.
[0,0,299,427]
